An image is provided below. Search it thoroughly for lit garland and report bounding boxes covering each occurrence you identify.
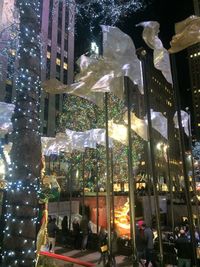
[53,0,152,34]
[1,0,42,266]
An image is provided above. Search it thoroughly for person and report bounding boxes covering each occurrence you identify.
[98,226,108,266]
[135,223,146,265]
[61,215,69,245]
[142,223,157,267]
[110,227,118,267]
[72,217,80,249]
[175,229,192,267]
[80,215,91,251]
[47,217,59,253]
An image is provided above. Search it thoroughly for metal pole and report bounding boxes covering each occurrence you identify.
[96,149,99,234]
[166,144,175,235]
[105,92,111,252]
[145,142,153,226]
[170,55,197,266]
[125,77,138,265]
[82,151,85,216]
[138,49,164,266]
[96,174,99,234]
[110,148,115,228]
[69,161,72,231]
[187,108,200,230]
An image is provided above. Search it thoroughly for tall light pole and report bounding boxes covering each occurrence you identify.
[156,142,175,235]
[138,48,164,267]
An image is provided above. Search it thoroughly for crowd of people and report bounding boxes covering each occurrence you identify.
[135,219,200,267]
[45,215,200,267]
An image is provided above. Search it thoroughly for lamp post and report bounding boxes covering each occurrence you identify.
[186,107,200,230]
[138,49,164,267]
[156,142,175,235]
[170,55,197,265]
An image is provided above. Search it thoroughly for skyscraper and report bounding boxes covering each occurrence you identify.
[187,0,200,140]
[40,0,75,136]
[0,0,75,136]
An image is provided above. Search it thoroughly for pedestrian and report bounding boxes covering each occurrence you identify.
[72,217,80,249]
[80,215,91,251]
[110,226,118,267]
[135,223,146,265]
[142,223,157,267]
[98,226,108,266]
[47,217,59,253]
[61,215,69,245]
[175,229,192,267]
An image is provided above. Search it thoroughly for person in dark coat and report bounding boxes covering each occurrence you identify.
[47,217,59,253]
[98,226,108,266]
[135,223,146,264]
[61,215,69,245]
[142,223,157,267]
[72,218,80,249]
[80,215,91,251]
[110,227,118,267]
[175,229,193,267]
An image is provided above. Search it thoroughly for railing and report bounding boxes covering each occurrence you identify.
[39,251,95,267]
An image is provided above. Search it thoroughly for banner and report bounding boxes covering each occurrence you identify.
[124,110,168,140]
[123,112,148,141]
[43,26,144,105]
[41,129,113,156]
[173,110,189,136]
[108,120,128,144]
[101,25,143,94]
[169,15,200,53]
[138,21,173,85]
[151,110,168,140]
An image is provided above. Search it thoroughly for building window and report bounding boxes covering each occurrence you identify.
[63,69,68,84]
[56,58,61,66]
[63,62,67,70]
[44,98,49,121]
[64,39,68,51]
[55,94,60,111]
[56,65,61,80]
[46,59,51,80]
[58,1,63,29]
[57,30,62,46]
[48,0,53,39]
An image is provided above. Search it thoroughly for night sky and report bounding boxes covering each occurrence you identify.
[75,0,195,109]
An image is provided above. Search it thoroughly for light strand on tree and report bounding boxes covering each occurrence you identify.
[2,0,42,266]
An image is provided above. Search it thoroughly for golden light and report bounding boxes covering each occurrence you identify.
[0,159,5,177]
[156,142,162,150]
[114,198,131,238]
[108,120,127,144]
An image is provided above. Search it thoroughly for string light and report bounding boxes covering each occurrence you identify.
[1,0,42,266]
[52,0,153,35]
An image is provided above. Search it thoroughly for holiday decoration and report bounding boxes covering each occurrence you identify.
[169,15,200,53]
[137,21,173,85]
[1,1,42,266]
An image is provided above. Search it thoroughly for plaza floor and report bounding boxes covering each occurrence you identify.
[52,246,137,267]
[51,246,177,267]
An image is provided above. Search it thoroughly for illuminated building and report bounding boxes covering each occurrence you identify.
[0,0,75,136]
[142,53,181,190]
[187,0,200,140]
